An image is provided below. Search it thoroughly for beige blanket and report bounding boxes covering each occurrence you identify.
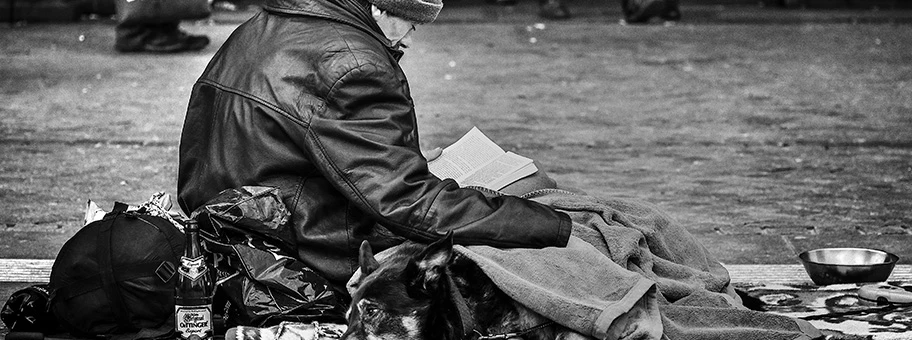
[455,190,822,340]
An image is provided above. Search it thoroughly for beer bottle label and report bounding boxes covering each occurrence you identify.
[178,255,208,282]
[175,305,212,339]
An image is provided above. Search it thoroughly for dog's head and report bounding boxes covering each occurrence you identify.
[341,233,467,340]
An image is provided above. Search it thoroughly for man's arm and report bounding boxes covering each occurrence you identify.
[304,62,570,248]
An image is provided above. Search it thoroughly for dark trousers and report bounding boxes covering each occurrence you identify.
[114,21,180,50]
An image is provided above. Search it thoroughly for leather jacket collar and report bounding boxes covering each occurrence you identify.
[264,0,404,60]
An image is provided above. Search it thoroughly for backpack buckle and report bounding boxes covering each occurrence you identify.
[155,261,177,283]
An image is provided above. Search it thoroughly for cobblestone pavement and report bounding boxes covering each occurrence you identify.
[1,1,910,293]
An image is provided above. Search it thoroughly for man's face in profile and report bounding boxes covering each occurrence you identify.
[372,7,417,49]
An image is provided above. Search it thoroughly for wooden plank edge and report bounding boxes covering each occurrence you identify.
[1,259,910,285]
[0,259,54,283]
[724,264,912,284]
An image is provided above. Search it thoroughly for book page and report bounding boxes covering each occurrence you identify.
[427,127,505,180]
[427,127,539,190]
[462,152,536,190]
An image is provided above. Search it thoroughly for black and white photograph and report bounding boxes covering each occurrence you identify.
[1,0,911,339]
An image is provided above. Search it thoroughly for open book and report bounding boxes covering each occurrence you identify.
[427,127,537,191]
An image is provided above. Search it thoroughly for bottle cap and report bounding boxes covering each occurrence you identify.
[183,219,199,231]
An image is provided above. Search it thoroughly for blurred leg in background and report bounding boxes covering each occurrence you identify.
[115,21,209,53]
[621,0,681,24]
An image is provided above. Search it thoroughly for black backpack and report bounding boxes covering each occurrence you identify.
[48,203,185,337]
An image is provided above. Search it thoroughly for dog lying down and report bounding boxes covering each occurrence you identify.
[342,233,589,340]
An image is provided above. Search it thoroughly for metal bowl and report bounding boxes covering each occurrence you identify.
[798,248,899,285]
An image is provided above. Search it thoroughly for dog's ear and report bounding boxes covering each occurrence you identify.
[359,240,380,276]
[407,231,455,296]
[419,231,455,271]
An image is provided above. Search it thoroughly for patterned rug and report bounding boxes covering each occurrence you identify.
[735,282,912,340]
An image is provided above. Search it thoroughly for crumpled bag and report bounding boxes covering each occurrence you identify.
[226,321,346,340]
[84,192,187,229]
[191,186,346,327]
[1,285,58,333]
[190,186,291,245]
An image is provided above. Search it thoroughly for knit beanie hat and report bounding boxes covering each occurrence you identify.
[370,0,443,24]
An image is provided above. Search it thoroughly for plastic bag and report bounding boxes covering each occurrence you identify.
[1,285,58,333]
[226,321,345,340]
[191,186,346,327]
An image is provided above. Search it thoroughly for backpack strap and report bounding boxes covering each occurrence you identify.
[134,214,185,266]
[54,262,173,300]
[112,202,130,213]
[97,214,133,331]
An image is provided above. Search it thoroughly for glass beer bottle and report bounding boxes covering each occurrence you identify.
[175,220,214,340]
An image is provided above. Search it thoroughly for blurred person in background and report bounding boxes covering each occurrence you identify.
[115,21,210,53]
[622,0,680,23]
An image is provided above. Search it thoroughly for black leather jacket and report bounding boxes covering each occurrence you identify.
[177,0,571,287]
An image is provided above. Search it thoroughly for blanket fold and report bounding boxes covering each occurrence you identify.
[456,191,822,340]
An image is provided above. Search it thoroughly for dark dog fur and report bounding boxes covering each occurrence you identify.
[342,233,589,340]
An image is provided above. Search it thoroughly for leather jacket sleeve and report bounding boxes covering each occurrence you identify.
[304,61,571,249]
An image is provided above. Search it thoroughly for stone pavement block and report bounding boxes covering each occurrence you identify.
[1,0,910,309]
[787,233,912,260]
[798,0,906,9]
[695,234,798,264]
[699,232,912,265]
[713,220,819,236]
[0,229,75,259]
[6,0,912,24]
